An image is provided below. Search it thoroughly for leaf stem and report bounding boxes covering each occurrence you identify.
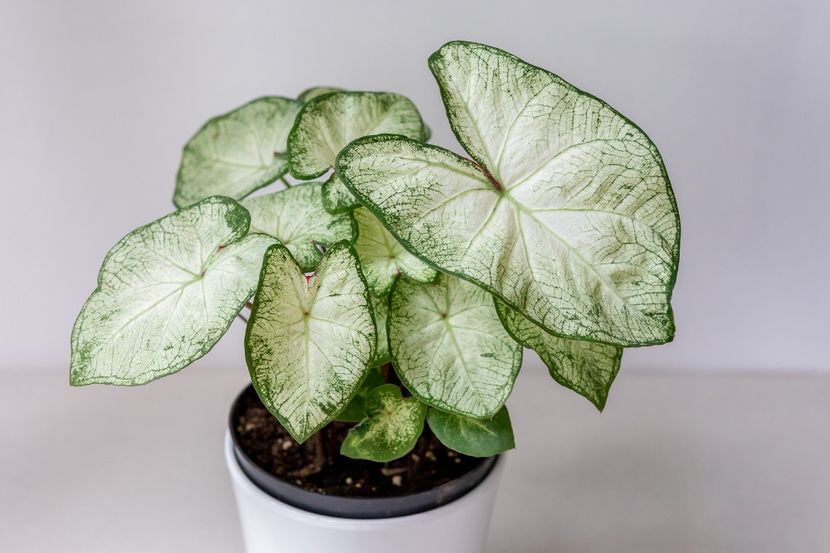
[280,177,292,188]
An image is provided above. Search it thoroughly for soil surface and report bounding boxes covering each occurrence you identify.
[233,386,486,497]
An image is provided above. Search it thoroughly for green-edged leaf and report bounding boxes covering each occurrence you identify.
[174,97,303,207]
[298,86,343,103]
[321,173,361,214]
[496,299,622,410]
[241,182,356,272]
[245,242,376,442]
[287,91,426,181]
[354,207,437,296]
[336,365,385,423]
[370,294,390,366]
[70,197,275,386]
[389,274,522,419]
[337,41,680,347]
[340,384,427,462]
[427,406,514,457]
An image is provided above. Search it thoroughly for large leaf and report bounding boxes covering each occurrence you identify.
[427,406,514,457]
[496,300,622,410]
[241,182,355,272]
[245,242,376,442]
[70,197,275,386]
[337,41,680,347]
[389,274,522,419]
[354,207,437,296]
[340,384,427,462]
[287,91,427,212]
[174,97,303,207]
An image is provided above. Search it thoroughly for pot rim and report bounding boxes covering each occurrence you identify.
[228,384,499,519]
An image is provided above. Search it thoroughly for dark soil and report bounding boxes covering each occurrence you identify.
[233,386,486,497]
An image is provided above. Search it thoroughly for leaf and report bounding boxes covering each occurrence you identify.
[337,41,680,347]
[370,294,390,366]
[354,207,437,296]
[321,173,361,214]
[388,274,522,419]
[297,86,343,103]
[495,299,622,410]
[336,365,385,423]
[174,97,303,207]
[340,384,427,462]
[427,406,514,457]
[70,197,275,386]
[287,91,426,215]
[245,242,376,443]
[241,182,356,272]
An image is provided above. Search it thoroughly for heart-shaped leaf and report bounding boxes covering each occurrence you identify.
[389,274,522,419]
[496,300,622,410]
[337,41,680,347]
[70,197,276,386]
[245,242,376,443]
[174,97,303,207]
[340,384,427,462]
[241,182,355,272]
[354,207,437,296]
[288,91,427,213]
[427,406,514,457]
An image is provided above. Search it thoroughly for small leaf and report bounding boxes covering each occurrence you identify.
[370,294,391,366]
[70,197,276,386]
[496,300,622,410]
[427,406,514,457]
[174,97,303,207]
[297,86,343,103]
[287,91,426,181]
[337,41,680,347]
[336,365,385,423]
[389,274,522,419]
[321,173,361,214]
[340,384,427,462]
[354,207,437,296]
[241,182,356,272]
[245,242,376,443]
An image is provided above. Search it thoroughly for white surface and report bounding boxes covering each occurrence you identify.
[2,367,828,552]
[1,0,829,373]
[225,431,502,553]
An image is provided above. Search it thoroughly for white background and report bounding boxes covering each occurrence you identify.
[1,0,828,373]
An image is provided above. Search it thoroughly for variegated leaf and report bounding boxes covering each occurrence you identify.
[389,274,522,419]
[427,406,514,457]
[337,41,680,347]
[241,182,355,272]
[70,197,275,386]
[321,173,361,214]
[341,384,427,462]
[174,97,303,207]
[496,300,622,410]
[354,207,437,296]
[245,243,376,442]
[288,91,426,213]
[297,86,343,103]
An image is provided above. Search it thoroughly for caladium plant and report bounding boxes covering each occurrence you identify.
[70,41,680,465]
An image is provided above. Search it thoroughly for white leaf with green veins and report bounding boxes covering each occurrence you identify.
[340,384,427,462]
[70,197,276,386]
[245,243,376,443]
[241,182,355,272]
[389,274,522,419]
[354,207,437,296]
[288,91,427,212]
[337,41,680,347]
[496,299,622,410]
[174,97,303,207]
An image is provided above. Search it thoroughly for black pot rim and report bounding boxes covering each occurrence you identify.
[229,384,499,519]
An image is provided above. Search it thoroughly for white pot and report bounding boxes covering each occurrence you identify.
[224,430,504,553]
